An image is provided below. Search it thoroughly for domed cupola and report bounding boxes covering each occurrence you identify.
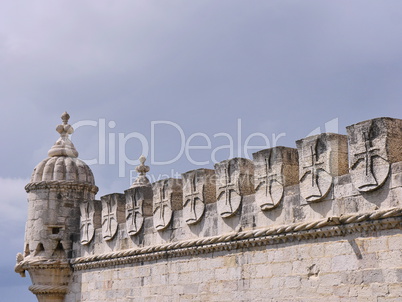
[15,112,98,302]
[26,111,97,194]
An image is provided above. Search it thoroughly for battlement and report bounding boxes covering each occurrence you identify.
[16,114,402,301]
[73,117,402,268]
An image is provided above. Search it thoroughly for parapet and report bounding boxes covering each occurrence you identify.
[71,117,402,269]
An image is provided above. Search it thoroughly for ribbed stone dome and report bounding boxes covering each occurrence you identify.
[25,112,98,193]
[30,156,95,184]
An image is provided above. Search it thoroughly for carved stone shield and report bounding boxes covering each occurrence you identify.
[182,172,205,225]
[347,119,391,192]
[101,195,119,240]
[125,188,144,235]
[80,201,95,245]
[253,149,284,211]
[298,136,334,202]
[215,158,253,218]
[152,180,173,231]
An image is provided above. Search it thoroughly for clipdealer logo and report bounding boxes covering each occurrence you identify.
[71,118,338,179]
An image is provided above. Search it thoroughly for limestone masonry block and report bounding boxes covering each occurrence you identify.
[253,146,299,210]
[296,133,348,202]
[347,117,402,192]
[182,168,216,225]
[215,157,254,218]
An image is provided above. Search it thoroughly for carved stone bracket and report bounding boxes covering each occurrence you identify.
[215,158,254,218]
[253,147,299,210]
[297,133,348,202]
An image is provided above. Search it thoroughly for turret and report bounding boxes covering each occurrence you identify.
[15,112,98,302]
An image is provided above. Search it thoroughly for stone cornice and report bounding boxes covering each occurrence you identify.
[71,206,402,271]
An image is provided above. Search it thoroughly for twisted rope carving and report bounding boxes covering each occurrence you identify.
[72,207,402,269]
[15,258,70,276]
[29,284,68,295]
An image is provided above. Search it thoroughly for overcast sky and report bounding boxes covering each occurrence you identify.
[1,1,402,301]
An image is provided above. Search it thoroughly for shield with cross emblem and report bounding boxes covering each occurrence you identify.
[215,159,244,218]
[253,149,284,210]
[80,201,95,245]
[152,180,173,231]
[298,136,333,202]
[101,194,119,240]
[125,188,144,235]
[182,172,205,225]
[347,119,390,192]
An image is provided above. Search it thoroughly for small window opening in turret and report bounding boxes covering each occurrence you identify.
[52,227,61,234]
[24,244,30,257]
[57,193,62,199]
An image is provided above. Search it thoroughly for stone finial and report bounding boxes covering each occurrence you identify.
[130,155,150,187]
[48,111,79,158]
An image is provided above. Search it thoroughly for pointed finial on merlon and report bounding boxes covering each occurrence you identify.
[48,112,79,158]
[131,155,150,187]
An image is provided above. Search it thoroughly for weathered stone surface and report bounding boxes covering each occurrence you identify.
[182,169,216,225]
[215,158,254,218]
[253,147,299,210]
[18,114,402,302]
[296,133,348,202]
[17,112,97,302]
[100,193,125,241]
[124,185,153,236]
[347,117,402,192]
[152,178,183,231]
[80,201,95,245]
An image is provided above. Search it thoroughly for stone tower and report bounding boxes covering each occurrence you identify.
[15,112,98,302]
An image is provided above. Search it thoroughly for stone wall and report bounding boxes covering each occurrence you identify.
[67,228,402,301]
[63,117,402,301]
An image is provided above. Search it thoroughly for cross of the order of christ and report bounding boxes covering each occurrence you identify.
[184,175,203,223]
[154,184,171,228]
[218,166,239,215]
[80,203,93,244]
[301,142,325,200]
[102,200,116,239]
[352,131,381,188]
[256,154,280,196]
[126,189,143,233]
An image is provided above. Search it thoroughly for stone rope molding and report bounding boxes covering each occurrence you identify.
[15,258,70,276]
[28,285,68,295]
[71,206,402,270]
